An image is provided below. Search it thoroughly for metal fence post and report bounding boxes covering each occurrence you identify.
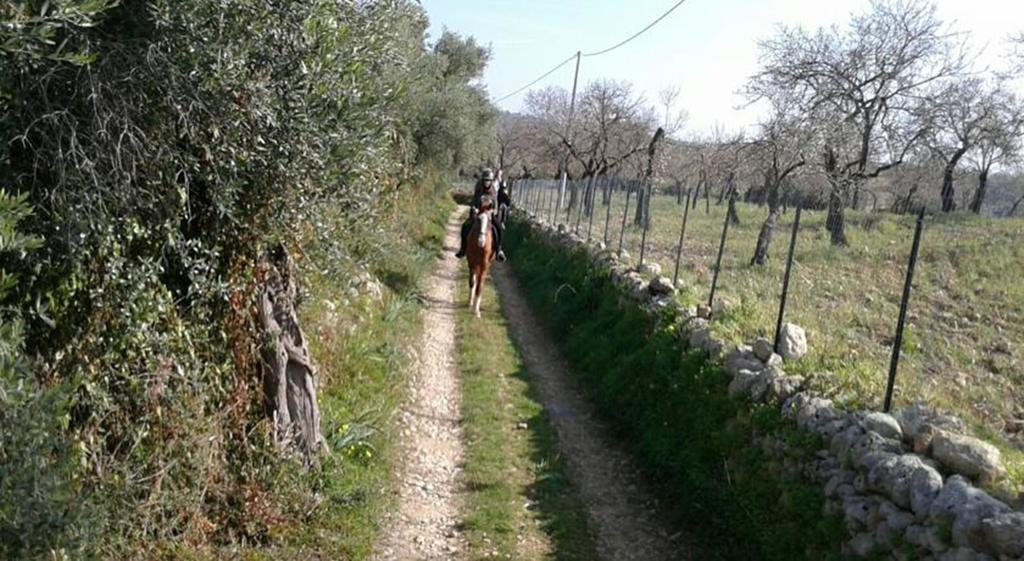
[569,180,577,223]
[541,182,550,222]
[547,181,553,223]
[603,177,615,244]
[618,180,633,254]
[773,206,802,353]
[883,208,926,413]
[536,181,543,218]
[638,178,652,266]
[551,180,559,224]
[708,205,731,309]
[673,189,693,286]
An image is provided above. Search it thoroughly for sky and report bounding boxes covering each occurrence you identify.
[421,0,1023,135]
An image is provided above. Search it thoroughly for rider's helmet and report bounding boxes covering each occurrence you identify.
[481,168,495,182]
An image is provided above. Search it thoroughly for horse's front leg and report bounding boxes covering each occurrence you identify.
[474,267,486,318]
[468,267,476,308]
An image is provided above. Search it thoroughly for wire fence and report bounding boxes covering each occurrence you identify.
[510,177,1024,429]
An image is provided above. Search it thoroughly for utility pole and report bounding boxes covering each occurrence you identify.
[558,51,582,217]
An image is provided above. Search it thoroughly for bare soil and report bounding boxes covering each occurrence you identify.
[376,209,692,560]
[374,210,467,561]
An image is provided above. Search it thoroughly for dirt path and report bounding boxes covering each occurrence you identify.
[375,210,467,561]
[492,265,694,561]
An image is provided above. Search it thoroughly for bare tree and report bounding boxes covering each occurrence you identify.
[882,149,943,213]
[496,111,561,179]
[926,78,1015,212]
[562,81,658,215]
[658,84,688,135]
[525,80,658,186]
[1010,32,1024,74]
[661,139,702,204]
[964,89,1024,213]
[749,0,967,245]
[522,86,574,177]
[1009,182,1024,216]
[750,99,810,265]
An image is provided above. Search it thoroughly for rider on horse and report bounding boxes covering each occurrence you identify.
[496,175,511,222]
[456,168,506,261]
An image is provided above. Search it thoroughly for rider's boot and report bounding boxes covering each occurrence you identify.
[496,249,506,262]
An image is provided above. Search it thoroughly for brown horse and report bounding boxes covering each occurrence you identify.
[466,199,496,318]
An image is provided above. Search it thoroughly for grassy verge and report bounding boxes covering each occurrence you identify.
[504,216,847,561]
[227,175,454,560]
[456,270,597,561]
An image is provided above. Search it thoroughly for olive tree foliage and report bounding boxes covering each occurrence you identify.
[1,0,489,556]
[404,29,497,171]
[0,0,118,63]
[749,0,967,245]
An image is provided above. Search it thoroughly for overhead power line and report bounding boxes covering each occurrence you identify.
[582,0,689,57]
[493,53,577,104]
[493,0,689,103]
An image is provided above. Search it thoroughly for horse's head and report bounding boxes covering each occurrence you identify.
[476,195,494,248]
[479,194,494,212]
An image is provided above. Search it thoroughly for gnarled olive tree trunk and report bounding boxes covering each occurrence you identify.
[752,174,779,266]
[968,167,989,214]
[258,245,325,458]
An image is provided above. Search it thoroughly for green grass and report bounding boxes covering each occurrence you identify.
[527,189,1024,490]
[505,216,847,561]
[223,176,455,560]
[456,272,597,561]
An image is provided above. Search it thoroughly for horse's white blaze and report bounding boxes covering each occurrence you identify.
[477,213,489,247]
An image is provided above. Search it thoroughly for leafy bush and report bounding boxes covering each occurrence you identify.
[1,1,494,557]
[1,191,92,559]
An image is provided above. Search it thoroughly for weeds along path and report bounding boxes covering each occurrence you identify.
[491,265,694,561]
[375,209,467,561]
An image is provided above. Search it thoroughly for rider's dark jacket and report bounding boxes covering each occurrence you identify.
[472,179,499,210]
[497,182,511,209]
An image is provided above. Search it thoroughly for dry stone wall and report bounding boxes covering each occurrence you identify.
[515,211,1023,561]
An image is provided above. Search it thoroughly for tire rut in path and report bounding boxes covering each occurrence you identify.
[375,210,466,561]
[492,264,694,561]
